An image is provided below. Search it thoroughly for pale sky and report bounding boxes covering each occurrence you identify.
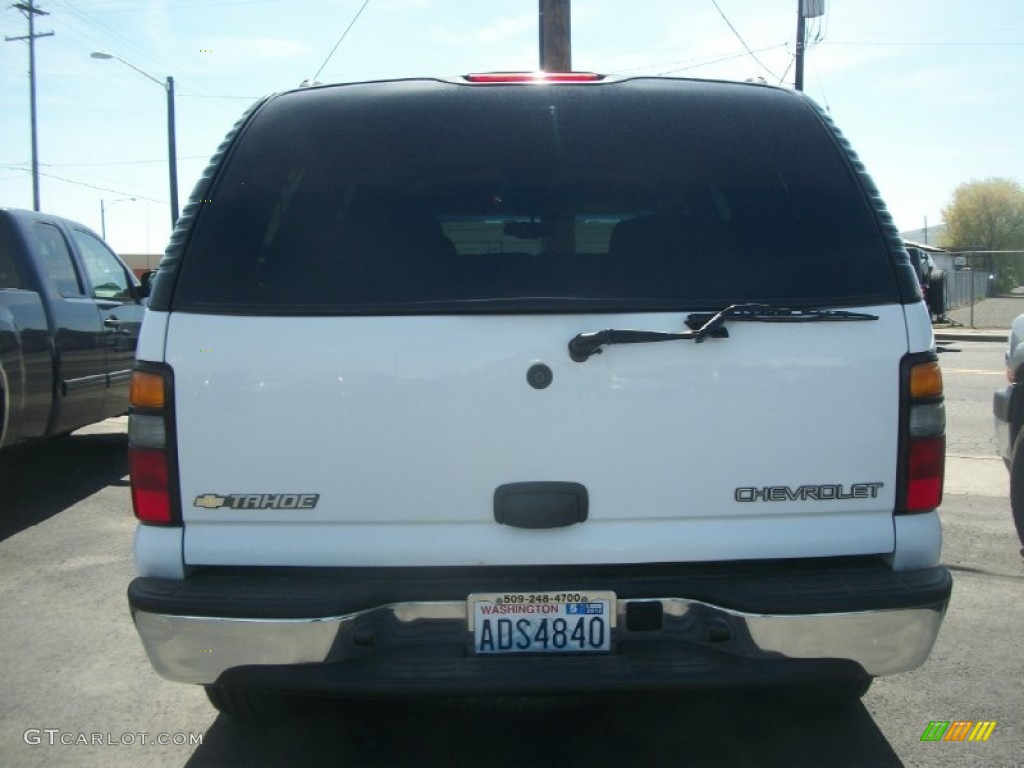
[1,0,1022,256]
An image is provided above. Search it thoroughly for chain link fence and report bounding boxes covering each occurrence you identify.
[932,252,1024,329]
[942,269,992,312]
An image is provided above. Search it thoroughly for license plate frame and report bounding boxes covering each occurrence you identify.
[468,591,616,655]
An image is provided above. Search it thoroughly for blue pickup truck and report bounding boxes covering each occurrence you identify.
[0,208,147,450]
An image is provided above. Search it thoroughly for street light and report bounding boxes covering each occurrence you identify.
[90,51,179,228]
[100,196,136,240]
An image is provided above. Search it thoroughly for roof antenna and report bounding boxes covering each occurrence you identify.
[305,0,372,86]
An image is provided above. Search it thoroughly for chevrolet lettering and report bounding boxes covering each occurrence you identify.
[734,483,885,503]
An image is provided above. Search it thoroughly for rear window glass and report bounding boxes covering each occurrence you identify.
[174,79,898,314]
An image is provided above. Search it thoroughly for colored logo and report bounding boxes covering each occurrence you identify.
[193,494,226,509]
[920,721,996,742]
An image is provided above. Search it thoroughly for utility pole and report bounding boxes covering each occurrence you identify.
[5,1,54,211]
[794,0,824,92]
[539,0,571,72]
[166,75,179,226]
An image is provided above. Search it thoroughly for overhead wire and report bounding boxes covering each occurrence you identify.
[82,0,282,11]
[776,50,795,87]
[53,0,178,78]
[654,44,787,76]
[50,0,257,129]
[0,165,165,202]
[0,155,210,168]
[609,42,786,76]
[809,6,831,112]
[814,69,831,113]
[2,4,248,206]
[707,0,780,81]
[823,40,1024,46]
[6,158,164,192]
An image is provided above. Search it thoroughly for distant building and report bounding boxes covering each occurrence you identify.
[119,253,162,278]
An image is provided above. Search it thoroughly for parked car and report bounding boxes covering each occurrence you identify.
[0,208,146,450]
[127,73,951,717]
[905,244,946,319]
[992,312,1024,544]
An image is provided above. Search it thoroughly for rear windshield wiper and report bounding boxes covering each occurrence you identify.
[568,303,878,362]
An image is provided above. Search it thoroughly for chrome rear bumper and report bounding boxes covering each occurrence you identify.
[133,595,947,686]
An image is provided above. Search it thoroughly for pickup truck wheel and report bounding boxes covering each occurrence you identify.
[1009,430,1024,546]
[204,685,305,719]
[774,674,872,710]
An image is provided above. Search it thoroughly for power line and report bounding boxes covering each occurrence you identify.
[606,42,786,76]
[776,51,795,87]
[2,165,166,201]
[0,155,208,168]
[311,0,371,82]
[654,44,787,77]
[78,0,281,11]
[707,0,780,81]
[180,93,260,99]
[823,40,1024,47]
[52,0,256,127]
[53,0,176,76]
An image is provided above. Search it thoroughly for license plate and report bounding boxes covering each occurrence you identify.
[468,591,616,655]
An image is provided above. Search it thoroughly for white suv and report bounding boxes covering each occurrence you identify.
[127,73,951,717]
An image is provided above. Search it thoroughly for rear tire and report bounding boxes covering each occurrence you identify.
[928,270,946,317]
[1009,429,1024,546]
[204,685,305,719]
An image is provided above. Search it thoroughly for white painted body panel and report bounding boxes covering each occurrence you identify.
[904,301,936,353]
[135,308,168,362]
[134,525,185,579]
[159,306,908,567]
[889,510,942,571]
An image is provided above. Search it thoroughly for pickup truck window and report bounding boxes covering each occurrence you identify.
[73,229,132,300]
[32,223,84,297]
[0,220,23,289]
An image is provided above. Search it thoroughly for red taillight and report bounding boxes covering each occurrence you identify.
[130,448,171,524]
[465,72,603,83]
[905,436,945,511]
[898,356,945,514]
[129,365,177,525]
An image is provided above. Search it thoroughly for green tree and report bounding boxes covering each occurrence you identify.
[941,177,1024,291]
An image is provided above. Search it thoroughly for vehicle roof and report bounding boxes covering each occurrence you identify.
[0,207,94,233]
[263,73,806,109]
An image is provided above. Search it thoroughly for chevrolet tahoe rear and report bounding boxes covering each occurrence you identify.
[127,74,951,716]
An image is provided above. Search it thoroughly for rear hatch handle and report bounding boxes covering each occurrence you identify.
[568,303,879,362]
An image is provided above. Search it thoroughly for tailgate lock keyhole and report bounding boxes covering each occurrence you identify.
[527,363,553,390]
